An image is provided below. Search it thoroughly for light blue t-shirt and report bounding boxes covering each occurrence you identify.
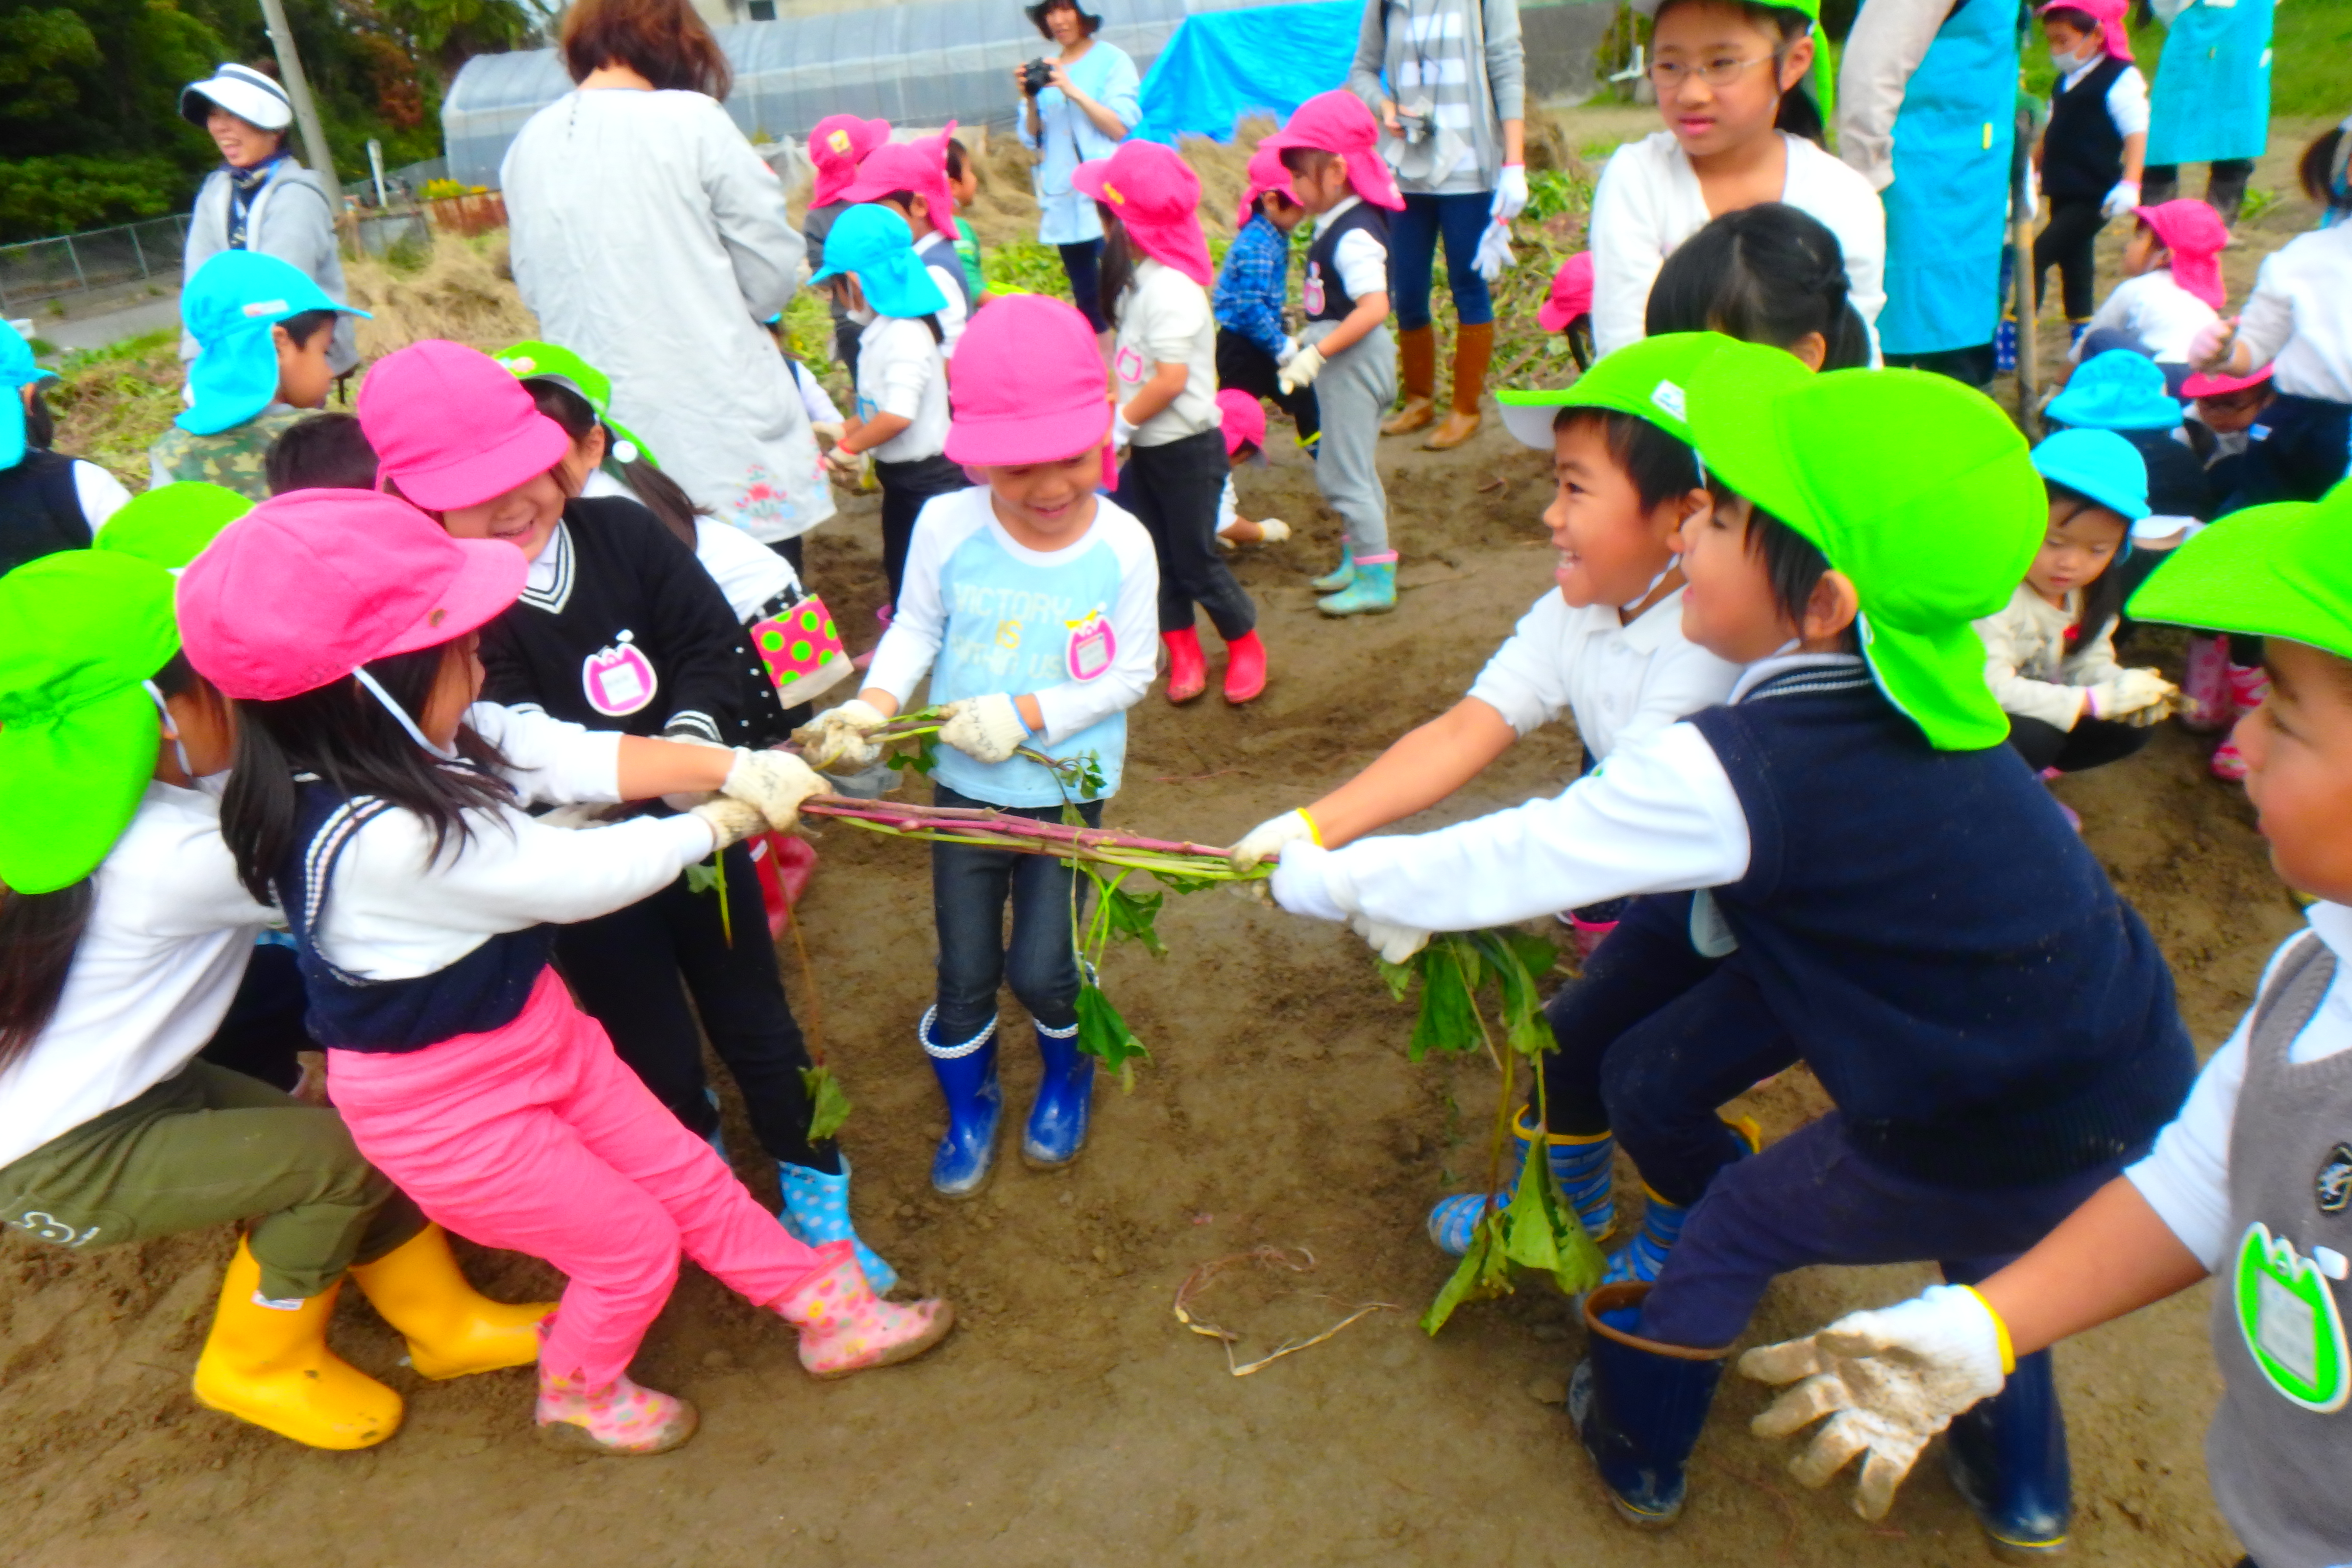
[1018,42,1142,246]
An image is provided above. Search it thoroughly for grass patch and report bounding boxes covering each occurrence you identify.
[48,330,184,493]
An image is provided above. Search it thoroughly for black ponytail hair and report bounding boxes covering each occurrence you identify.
[0,651,201,1070]
[521,377,709,553]
[20,384,55,452]
[1095,204,1136,329]
[2045,481,2132,652]
[1646,201,1871,369]
[219,642,516,906]
[1653,0,1825,146]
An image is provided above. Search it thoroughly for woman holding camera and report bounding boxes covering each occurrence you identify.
[1345,0,1527,449]
[1012,0,1139,335]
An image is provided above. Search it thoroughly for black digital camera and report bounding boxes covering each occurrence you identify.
[1020,58,1056,95]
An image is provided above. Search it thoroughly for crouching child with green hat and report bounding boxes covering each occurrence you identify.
[0,545,550,1453]
[1739,480,2352,1568]
[1265,349,2195,1547]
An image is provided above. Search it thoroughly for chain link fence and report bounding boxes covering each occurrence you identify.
[0,214,192,313]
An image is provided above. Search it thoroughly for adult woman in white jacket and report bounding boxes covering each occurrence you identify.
[501,0,834,568]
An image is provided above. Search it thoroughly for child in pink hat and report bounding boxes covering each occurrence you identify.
[792,293,1160,1198]
[360,338,911,1300]
[1539,252,1597,369]
[178,489,952,1456]
[841,126,973,332]
[804,115,894,366]
[2032,0,2151,335]
[1212,143,1318,453]
[2061,198,2227,392]
[1070,139,1266,705]
[1212,386,1290,552]
[1258,89,1403,615]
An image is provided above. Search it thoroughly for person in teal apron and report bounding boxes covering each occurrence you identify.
[2142,0,2272,222]
[1836,0,2021,387]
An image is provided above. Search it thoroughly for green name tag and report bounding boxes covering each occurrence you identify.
[2235,1221,2350,1413]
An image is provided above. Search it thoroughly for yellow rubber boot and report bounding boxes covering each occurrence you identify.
[347,1224,555,1381]
[191,1237,403,1450]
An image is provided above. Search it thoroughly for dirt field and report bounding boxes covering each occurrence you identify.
[8,115,2337,1568]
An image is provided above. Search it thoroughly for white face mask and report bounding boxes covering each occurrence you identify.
[2050,46,2089,72]
[846,304,876,326]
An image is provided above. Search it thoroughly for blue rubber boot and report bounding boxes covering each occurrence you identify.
[1310,549,1355,594]
[777,1158,899,1294]
[1428,1108,1617,1256]
[1600,1116,1760,1286]
[1317,558,1396,617]
[920,1006,1000,1199]
[1568,1282,1733,1527]
[1946,1349,2072,1560]
[1022,1018,1094,1169]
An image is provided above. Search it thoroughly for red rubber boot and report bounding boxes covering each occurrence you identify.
[1162,628,1207,704]
[1222,630,1267,704]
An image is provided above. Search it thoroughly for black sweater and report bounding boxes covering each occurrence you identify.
[480,497,750,744]
[0,450,93,576]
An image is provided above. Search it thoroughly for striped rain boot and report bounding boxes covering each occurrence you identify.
[1599,1117,1760,1287]
[1427,1108,1617,1256]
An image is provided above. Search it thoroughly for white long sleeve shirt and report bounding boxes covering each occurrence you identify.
[2234,224,2352,406]
[2072,269,2219,364]
[1465,586,1743,760]
[1588,132,1888,361]
[2128,903,2352,1270]
[1974,583,2127,730]
[1834,0,1953,193]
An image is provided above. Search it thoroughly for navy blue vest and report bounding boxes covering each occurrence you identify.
[1689,663,2193,1188]
[0,450,92,577]
[2043,55,2129,204]
[1305,202,1389,324]
[274,777,550,1053]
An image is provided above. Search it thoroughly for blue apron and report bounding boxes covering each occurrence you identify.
[2146,0,2272,166]
[1876,0,2020,356]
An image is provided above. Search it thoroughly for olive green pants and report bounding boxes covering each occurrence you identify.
[0,1062,423,1301]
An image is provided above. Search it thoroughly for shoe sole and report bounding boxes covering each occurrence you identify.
[933,1164,995,1200]
[1020,1145,1082,1171]
[534,1400,699,1457]
[807,1302,958,1381]
[1165,682,1206,704]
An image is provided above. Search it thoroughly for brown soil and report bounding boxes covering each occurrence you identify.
[7,112,2327,1568]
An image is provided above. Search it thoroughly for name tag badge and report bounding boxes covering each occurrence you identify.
[2235,1220,2350,1412]
[1114,345,1145,384]
[1304,266,1326,318]
[583,633,657,717]
[1065,606,1115,681]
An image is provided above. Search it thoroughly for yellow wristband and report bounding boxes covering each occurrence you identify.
[1959,1285,2016,1375]
[1297,807,1325,848]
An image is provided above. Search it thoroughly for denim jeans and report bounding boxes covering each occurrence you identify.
[1389,191,1496,331]
[1058,239,1109,333]
[930,782,1104,1041]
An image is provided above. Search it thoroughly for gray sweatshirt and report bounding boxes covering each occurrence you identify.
[182,159,357,376]
[1346,0,1525,196]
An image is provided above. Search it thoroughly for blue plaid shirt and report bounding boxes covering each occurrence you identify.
[1212,214,1291,361]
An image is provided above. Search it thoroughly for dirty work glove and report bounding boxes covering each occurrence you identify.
[1349,909,1431,963]
[810,420,845,447]
[793,698,890,772]
[1229,807,1320,872]
[690,798,769,851]
[1489,163,1529,222]
[1256,518,1291,543]
[1740,1284,2011,1521]
[2100,179,2142,221]
[722,748,828,832]
[1278,345,1327,395]
[2085,667,2179,726]
[938,693,1030,764]
[1472,220,1515,284]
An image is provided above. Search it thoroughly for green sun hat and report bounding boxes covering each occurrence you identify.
[494,339,661,468]
[2128,483,2352,660]
[0,550,181,894]
[1497,331,1807,453]
[1687,355,2044,750]
[94,481,252,571]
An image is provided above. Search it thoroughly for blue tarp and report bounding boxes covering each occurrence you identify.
[1131,2,1362,144]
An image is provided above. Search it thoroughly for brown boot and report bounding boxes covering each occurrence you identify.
[1382,324,1437,435]
[1425,321,1492,450]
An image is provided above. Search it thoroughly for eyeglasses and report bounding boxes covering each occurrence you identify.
[1648,54,1775,88]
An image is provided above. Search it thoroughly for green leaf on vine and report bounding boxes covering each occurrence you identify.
[684,857,720,895]
[1422,1207,1516,1335]
[1102,885,1167,957]
[1074,979,1149,1076]
[801,1065,853,1143]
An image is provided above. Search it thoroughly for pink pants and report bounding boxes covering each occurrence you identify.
[327,968,825,1387]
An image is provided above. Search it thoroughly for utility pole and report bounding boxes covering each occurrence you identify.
[256,0,344,204]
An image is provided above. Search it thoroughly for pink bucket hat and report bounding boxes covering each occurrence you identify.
[357,339,572,513]
[1235,142,1298,230]
[2134,198,2230,311]
[840,125,958,237]
[2039,0,2132,61]
[1071,140,1213,287]
[944,295,1114,480]
[177,489,527,701]
[1538,252,1596,334]
[810,114,890,208]
[1216,388,1266,458]
[2182,363,2273,400]
[1257,90,1404,211]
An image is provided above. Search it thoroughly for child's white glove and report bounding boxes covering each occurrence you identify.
[1349,910,1431,963]
[1472,219,1515,283]
[2100,179,2142,221]
[1229,806,1318,871]
[1276,334,1300,365]
[938,693,1029,764]
[690,798,769,851]
[2085,667,2179,725]
[793,698,890,772]
[1256,517,1291,543]
[1740,1284,2011,1520]
[2190,316,2240,370]
[722,748,829,832]
[810,420,845,447]
[1112,410,1139,452]
[1489,163,1529,222]
[1278,345,1327,395]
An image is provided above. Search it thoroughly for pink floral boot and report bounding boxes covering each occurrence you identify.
[2177,634,2231,732]
[536,1367,699,1456]
[773,1239,955,1379]
[2212,662,2272,781]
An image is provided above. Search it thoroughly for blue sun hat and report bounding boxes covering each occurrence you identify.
[177,251,369,437]
[2045,350,2187,432]
[1,317,58,470]
[2030,428,2150,521]
[806,203,948,320]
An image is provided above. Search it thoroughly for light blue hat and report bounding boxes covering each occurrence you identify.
[177,251,369,437]
[1,318,58,470]
[805,204,948,321]
[2045,350,2186,432]
[2030,428,2150,521]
